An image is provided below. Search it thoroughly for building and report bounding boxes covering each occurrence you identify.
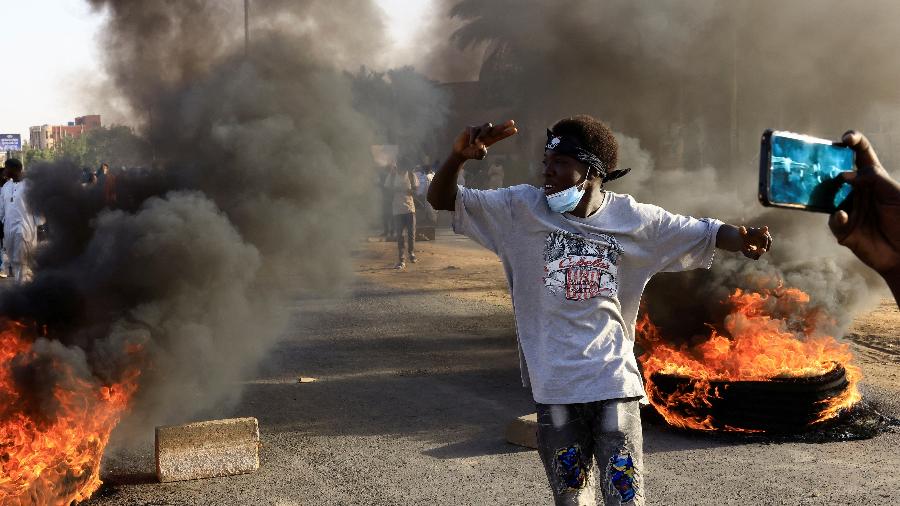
[29,114,101,151]
[75,114,101,129]
[29,125,52,151]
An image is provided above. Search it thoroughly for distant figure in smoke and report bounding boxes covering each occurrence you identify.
[80,166,95,186]
[487,158,505,188]
[413,163,437,227]
[387,163,419,269]
[379,165,396,240]
[0,158,38,284]
[99,162,117,205]
[96,162,109,186]
[829,131,900,308]
[428,115,773,506]
[0,168,8,278]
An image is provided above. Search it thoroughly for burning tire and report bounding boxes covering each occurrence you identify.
[648,361,850,433]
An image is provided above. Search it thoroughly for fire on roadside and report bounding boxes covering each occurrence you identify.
[0,320,140,505]
[637,285,862,432]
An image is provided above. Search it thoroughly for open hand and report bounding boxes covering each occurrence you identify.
[452,120,518,160]
[740,225,772,260]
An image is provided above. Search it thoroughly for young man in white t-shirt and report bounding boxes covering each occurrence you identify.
[428,115,772,506]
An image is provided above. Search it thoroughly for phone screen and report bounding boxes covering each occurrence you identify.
[766,131,854,212]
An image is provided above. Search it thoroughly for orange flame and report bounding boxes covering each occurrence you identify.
[638,286,861,432]
[0,321,140,505]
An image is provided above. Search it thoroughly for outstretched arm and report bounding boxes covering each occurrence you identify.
[716,224,772,260]
[428,120,517,211]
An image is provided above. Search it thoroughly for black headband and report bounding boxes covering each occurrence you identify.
[545,130,630,183]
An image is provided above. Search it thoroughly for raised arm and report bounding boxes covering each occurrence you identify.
[428,120,517,211]
[716,224,772,260]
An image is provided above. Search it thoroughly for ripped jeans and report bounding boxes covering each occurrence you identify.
[536,398,644,506]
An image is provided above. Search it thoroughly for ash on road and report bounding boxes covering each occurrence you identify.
[89,230,900,505]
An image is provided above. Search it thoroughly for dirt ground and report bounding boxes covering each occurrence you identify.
[88,229,900,505]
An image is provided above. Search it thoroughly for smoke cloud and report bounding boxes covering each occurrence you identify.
[2,0,414,445]
[417,0,897,335]
[5,0,896,462]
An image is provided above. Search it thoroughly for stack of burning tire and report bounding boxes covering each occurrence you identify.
[649,361,851,433]
[638,286,862,434]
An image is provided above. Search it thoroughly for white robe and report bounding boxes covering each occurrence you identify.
[0,180,37,283]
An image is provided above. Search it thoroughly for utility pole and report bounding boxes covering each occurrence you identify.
[729,18,739,167]
[244,0,250,56]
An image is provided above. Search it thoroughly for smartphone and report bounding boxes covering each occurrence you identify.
[758,130,855,213]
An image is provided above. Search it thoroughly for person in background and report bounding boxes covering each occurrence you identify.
[487,158,505,189]
[81,167,95,186]
[414,164,431,196]
[0,169,8,278]
[379,164,396,240]
[413,163,437,230]
[457,167,466,187]
[0,159,38,284]
[829,131,900,308]
[388,163,419,269]
[102,163,117,205]
[96,162,109,185]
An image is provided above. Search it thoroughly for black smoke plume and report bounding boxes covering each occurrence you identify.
[419,0,897,337]
[2,0,404,442]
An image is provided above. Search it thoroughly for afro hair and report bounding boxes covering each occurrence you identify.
[550,115,617,177]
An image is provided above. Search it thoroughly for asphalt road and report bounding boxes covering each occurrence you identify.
[87,232,900,505]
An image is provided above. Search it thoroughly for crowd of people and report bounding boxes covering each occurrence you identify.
[81,162,117,204]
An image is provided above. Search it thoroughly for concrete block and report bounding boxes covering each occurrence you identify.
[505,413,538,449]
[155,417,260,483]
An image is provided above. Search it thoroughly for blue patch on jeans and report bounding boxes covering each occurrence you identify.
[609,451,637,502]
[555,445,587,489]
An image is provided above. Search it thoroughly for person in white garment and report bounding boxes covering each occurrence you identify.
[0,169,9,278]
[0,159,38,284]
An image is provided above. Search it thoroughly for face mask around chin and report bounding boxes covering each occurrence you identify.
[545,182,585,213]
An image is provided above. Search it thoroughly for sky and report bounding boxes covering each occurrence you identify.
[0,0,431,143]
[0,0,106,142]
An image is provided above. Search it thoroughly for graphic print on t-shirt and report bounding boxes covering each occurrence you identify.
[543,229,623,301]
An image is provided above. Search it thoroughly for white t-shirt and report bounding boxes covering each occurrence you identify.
[453,184,722,404]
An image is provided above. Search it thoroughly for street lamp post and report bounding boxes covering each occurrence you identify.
[244,0,250,56]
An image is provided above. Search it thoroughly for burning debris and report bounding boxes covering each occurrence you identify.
[0,321,140,504]
[637,285,862,433]
[0,0,395,503]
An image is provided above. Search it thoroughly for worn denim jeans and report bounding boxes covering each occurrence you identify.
[536,398,644,505]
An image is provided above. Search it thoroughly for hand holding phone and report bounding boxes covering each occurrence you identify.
[758,130,855,213]
[828,131,900,284]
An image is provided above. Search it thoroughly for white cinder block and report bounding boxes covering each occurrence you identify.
[155,417,260,483]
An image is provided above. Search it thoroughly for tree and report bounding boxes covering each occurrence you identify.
[21,126,151,169]
[349,66,449,166]
[83,125,151,169]
[54,135,89,165]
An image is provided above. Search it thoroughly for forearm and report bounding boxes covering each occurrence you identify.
[715,224,744,252]
[427,153,466,211]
